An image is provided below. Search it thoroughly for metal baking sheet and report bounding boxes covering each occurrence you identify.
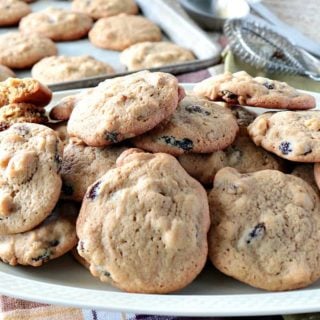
[0,0,221,90]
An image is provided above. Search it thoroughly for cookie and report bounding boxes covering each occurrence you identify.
[47,121,69,146]
[208,167,320,291]
[0,78,52,107]
[178,135,284,185]
[76,150,210,293]
[0,123,63,235]
[228,105,257,135]
[248,111,320,162]
[291,164,318,194]
[61,139,127,201]
[72,0,138,20]
[49,95,78,121]
[71,246,90,269]
[89,14,162,51]
[0,65,15,82]
[0,0,31,26]
[194,71,315,110]
[67,71,181,147]
[313,163,320,192]
[32,55,114,85]
[120,41,195,71]
[19,8,93,41]
[133,95,238,156]
[0,32,57,69]
[0,201,78,266]
[0,103,48,131]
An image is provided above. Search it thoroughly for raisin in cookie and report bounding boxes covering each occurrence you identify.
[208,167,320,291]
[0,32,57,69]
[89,14,162,51]
[0,201,78,266]
[248,111,320,162]
[68,71,181,147]
[194,71,315,110]
[32,55,114,85]
[0,0,31,26]
[0,65,15,82]
[178,135,284,185]
[120,41,195,71]
[0,78,52,107]
[0,123,63,235]
[77,150,210,293]
[133,95,238,156]
[19,8,93,41]
[72,0,138,20]
[61,139,127,201]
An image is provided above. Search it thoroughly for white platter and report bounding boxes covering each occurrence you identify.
[1,84,320,317]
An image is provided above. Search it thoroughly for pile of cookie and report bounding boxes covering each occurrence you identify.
[0,0,195,84]
[1,70,320,294]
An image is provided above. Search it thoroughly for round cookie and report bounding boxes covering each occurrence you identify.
[0,65,15,82]
[72,0,138,20]
[0,0,31,26]
[0,123,63,235]
[194,71,315,110]
[0,32,57,69]
[133,95,239,156]
[178,135,284,185]
[32,55,114,85]
[248,111,320,162]
[89,14,162,51]
[19,8,93,41]
[61,139,128,201]
[208,167,320,291]
[67,71,181,147]
[120,41,195,71]
[49,95,78,121]
[0,201,78,266]
[76,149,210,293]
[0,103,48,131]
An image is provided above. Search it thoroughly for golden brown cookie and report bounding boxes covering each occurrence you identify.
[0,0,31,26]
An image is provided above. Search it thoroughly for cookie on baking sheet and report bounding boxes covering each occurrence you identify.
[248,111,320,162]
[0,78,52,107]
[0,123,63,235]
[194,71,315,110]
[68,71,181,147]
[76,150,210,293]
[61,139,128,201]
[32,55,115,85]
[0,65,15,82]
[19,8,93,41]
[0,0,31,26]
[120,41,195,71]
[0,201,78,266]
[133,95,238,156]
[178,135,284,185]
[47,121,69,146]
[0,32,57,69]
[72,0,138,20]
[89,14,162,51]
[208,167,320,291]
[0,103,48,131]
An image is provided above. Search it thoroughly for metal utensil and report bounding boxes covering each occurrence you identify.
[224,19,320,81]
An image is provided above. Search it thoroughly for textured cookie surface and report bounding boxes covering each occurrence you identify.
[0,65,15,82]
[0,103,48,131]
[194,71,315,110]
[0,123,63,235]
[19,7,93,41]
[61,139,127,201]
[0,201,78,266]
[0,0,31,26]
[0,32,57,69]
[179,135,283,185]
[133,95,238,156]
[248,111,320,162]
[68,71,180,147]
[89,14,162,51]
[120,41,195,71]
[77,150,210,293]
[32,55,114,84]
[208,167,320,291]
[72,0,138,19]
